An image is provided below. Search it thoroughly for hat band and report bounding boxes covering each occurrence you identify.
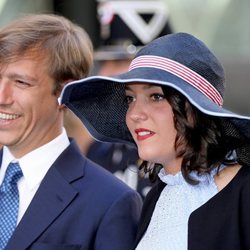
[129,55,223,106]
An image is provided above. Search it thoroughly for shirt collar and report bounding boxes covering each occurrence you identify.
[0,128,70,190]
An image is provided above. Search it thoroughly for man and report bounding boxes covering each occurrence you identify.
[0,14,142,250]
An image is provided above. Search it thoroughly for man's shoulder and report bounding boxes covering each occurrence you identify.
[85,157,134,190]
[58,141,141,199]
[80,157,142,205]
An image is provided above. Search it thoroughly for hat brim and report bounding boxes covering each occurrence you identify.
[60,67,250,146]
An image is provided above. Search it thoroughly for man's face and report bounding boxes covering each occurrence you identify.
[0,56,62,157]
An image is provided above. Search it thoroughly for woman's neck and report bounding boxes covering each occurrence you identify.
[163,157,182,175]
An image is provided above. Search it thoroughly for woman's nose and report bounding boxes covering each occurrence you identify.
[127,101,148,122]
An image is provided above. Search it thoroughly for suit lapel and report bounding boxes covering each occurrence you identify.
[5,141,86,250]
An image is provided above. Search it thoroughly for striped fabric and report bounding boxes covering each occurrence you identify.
[129,55,223,106]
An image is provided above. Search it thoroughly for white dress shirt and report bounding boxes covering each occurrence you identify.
[0,128,70,224]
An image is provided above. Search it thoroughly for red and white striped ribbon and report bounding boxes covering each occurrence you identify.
[129,55,223,106]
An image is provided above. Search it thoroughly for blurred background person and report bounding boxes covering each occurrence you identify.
[64,0,173,198]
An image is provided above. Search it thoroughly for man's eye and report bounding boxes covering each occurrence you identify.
[124,96,134,104]
[151,93,165,101]
[16,80,31,87]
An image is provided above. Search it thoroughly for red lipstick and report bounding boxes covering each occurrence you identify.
[135,128,155,141]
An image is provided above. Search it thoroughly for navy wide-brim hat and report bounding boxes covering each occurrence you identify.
[60,32,250,165]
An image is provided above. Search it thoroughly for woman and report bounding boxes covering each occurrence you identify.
[61,33,250,249]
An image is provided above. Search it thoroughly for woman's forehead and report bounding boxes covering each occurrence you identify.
[125,82,162,90]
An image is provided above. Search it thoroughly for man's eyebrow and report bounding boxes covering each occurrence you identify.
[7,73,37,82]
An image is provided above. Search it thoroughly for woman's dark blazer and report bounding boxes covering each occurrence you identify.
[134,166,250,250]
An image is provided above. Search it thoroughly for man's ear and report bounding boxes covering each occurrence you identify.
[63,79,74,86]
[57,97,66,110]
[57,79,74,95]
[56,79,74,108]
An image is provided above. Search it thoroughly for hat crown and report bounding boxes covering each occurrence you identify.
[135,32,225,98]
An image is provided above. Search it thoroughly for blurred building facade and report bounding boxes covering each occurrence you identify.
[1,0,249,114]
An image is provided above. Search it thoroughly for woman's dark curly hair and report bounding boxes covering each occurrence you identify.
[139,86,237,184]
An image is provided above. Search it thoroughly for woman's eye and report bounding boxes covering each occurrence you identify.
[151,93,165,101]
[124,95,134,105]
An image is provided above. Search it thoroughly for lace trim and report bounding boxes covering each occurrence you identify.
[158,165,226,186]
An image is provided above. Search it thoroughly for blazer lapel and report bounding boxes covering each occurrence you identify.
[5,141,85,250]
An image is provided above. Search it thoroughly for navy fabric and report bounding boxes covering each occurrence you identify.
[2,142,142,250]
[87,141,152,199]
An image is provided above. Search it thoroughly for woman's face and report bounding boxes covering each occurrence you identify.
[125,83,181,173]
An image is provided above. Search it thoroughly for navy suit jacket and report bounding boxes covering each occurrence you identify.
[1,141,142,250]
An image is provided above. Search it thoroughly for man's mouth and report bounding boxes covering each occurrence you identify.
[0,112,20,120]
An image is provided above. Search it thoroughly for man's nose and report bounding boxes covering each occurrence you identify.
[0,81,14,105]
